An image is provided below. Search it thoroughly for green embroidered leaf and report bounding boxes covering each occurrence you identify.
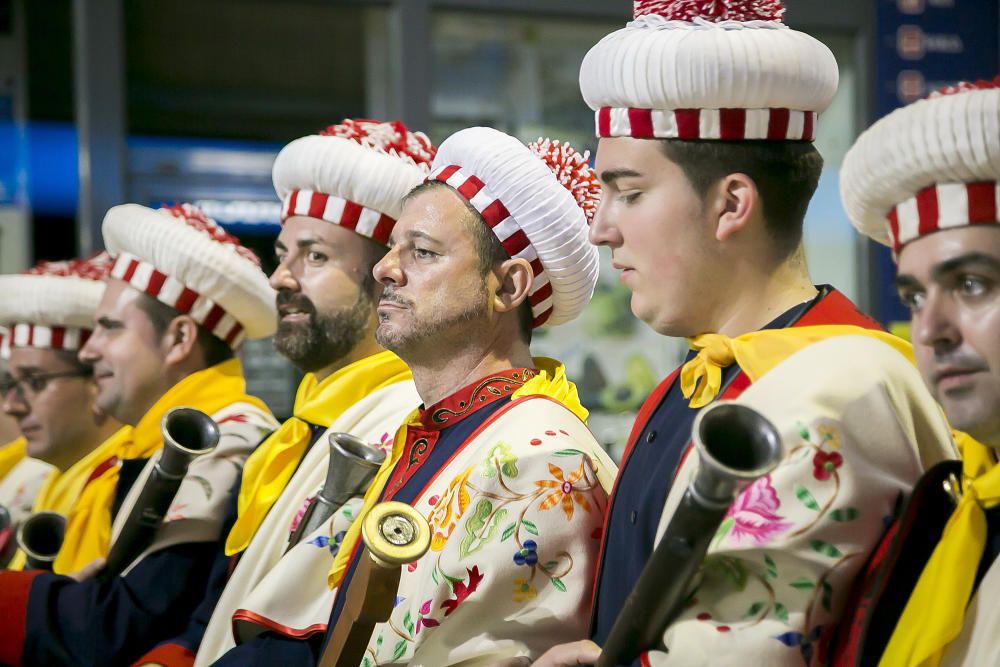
[501,522,516,542]
[544,560,559,570]
[522,519,539,536]
[811,540,843,559]
[488,386,502,395]
[187,475,213,500]
[393,639,408,661]
[551,577,567,592]
[362,657,372,667]
[794,484,820,511]
[775,602,789,621]
[798,423,811,440]
[431,567,440,585]
[821,580,833,612]
[743,601,765,618]
[704,556,748,590]
[829,507,860,522]
[375,633,384,651]
[713,517,735,543]
[341,505,354,521]
[764,554,778,579]
[789,578,815,590]
[482,442,519,479]
[553,448,585,457]
[460,500,508,559]
[403,610,414,635]
[501,461,519,477]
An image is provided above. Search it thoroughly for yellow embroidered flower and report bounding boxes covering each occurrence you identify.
[816,424,841,449]
[513,577,536,603]
[427,465,474,551]
[536,462,591,521]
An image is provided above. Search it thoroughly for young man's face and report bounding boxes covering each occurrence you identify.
[271,216,380,373]
[373,186,492,360]
[79,280,171,426]
[1,347,105,469]
[589,137,716,337]
[896,226,1000,445]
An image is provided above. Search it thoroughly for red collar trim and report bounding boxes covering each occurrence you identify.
[416,367,536,431]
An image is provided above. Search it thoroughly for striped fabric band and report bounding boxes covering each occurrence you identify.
[282,189,396,246]
[595,107,817,141]
[111,253,246,348]
[428,164,554,327]
[887,182,1000,253]
[9,324,91,351]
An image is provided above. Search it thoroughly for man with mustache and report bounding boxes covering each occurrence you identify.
[0,203,278,666]
[0,254,123,569]
[133,119,426,666]
[536,1,957,664]
[832,77,1000,667]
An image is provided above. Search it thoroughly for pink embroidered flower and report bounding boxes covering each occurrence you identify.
[812,451,843,481]
[288,496,312,535]
[725,475,793,544]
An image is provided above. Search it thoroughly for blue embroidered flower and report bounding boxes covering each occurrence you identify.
[513,539,538,566]
[308,530,346,555]
[774,624,824,664]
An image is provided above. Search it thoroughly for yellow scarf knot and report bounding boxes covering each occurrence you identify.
[680,334,738,408]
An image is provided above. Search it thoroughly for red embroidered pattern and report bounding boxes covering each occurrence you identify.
[528,139,601,224]
[633,0,785,22]
[319,119,436,171]
[23,251,113,281]
[161,203,261,267]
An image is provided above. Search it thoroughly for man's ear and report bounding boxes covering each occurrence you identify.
[493,257,534,315]
[162,315,200,366]
[714,173,759,242]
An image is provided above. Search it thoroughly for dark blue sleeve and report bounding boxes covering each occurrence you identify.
[21,540,217,667]
[209,631,323,666]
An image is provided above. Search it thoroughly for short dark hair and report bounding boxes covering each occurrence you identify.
[135,293,235,367]
[659,140,823,259]
[404,181,533,344]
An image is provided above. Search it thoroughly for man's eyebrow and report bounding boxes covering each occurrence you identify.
[599,168,643,185]
[894,274,921,290]
[12,365,42,376]
[404,230,441,245]
[931,252,1000,281]
[96,316,122,328]
[274,239,287,251]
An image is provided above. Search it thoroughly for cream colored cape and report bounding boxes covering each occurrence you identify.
[0,457,54,540]
[341,395,615,667]
[195,381,419,665]
[643,336,957,666]
[111,401,277,575]
[939,554,1000,666]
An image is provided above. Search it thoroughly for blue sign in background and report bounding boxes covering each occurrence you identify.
[871,0,999,325]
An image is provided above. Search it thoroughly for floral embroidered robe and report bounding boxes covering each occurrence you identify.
[638,336,956,666]
[0,453,54,562]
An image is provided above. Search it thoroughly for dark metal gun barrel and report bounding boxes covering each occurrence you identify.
[101,407,219,578]
[597,401,782,666]
[286,432,386,551]
[16,511,67,571]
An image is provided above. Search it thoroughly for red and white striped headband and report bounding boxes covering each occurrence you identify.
[111,253,246,348]
[596,107,816,141]
[427,164,555,327]
[887,182,1000,254]
[7,324,91,351]
[282,189,396,246]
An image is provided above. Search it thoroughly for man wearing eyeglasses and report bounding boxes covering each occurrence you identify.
[0,257,121,565]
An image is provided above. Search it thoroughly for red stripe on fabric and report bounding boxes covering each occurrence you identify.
[767,108,790,140]
[340,201,362,230]
[916,187,940,237]
[145,270,167,297]
[121,258,139,282]
[480,199,511,229]
[500,229,531,258]
[803,111,815,140]
[887,209,901,253]
[529,258,544,278]
[0,570,44,664]
[25,326,33,347]
[529,281,553,306]
[130,642,197,667]
[457,175,486,201]
[85,456,118,486]
[202,304,226,332]
[371,214,395,245]
[598,107,612,136]
[531,308,553,328]
[231,609,328,641]
[967,182,998,223]
[79,330,91,348]
[307,192,329,219]
[434,164,461,183]
[50,328,65,349]
[627,108,655,138]
[223,323,243,346]
[174,287,199,314]
[719,108,746,140]
[675,109,700,139]
[286,190,300,220]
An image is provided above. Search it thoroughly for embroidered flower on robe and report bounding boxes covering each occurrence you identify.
[812,451,843,481]
[725,475,793,544]
[428,465,474,551]
[440,566,484,616]
[513,577,537,602]
[513,539,539,566]
[536,462,592,521]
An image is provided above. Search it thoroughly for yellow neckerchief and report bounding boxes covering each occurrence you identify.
[880,433,1000,667]
[0,437,27,481]
[225,350,411,556]
[53,358,267,574]
[679,325,913,408]
[327,357,584,589]
[8,426,131,570]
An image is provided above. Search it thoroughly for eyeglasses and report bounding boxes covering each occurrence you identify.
[0,368,94,402]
